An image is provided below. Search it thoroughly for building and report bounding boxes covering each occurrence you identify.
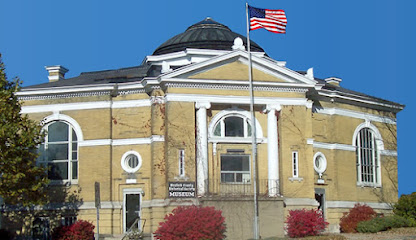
[11,18,403,239]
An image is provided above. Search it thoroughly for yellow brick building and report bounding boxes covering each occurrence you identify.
[11,18,404,239]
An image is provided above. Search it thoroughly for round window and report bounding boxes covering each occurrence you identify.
[121,151,142,173]
[313,152,327,178]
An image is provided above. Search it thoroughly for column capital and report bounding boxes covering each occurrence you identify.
[195,102,211,110]
[264,104,281,113]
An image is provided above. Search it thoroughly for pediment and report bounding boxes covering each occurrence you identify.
[158,50,317,86]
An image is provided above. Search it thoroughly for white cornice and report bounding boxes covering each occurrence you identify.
[318,90,404,111]
[165,93,311,107]
[21,99,151,114]
[314,107,397,124]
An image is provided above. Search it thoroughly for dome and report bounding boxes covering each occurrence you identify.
[153,17,265,55]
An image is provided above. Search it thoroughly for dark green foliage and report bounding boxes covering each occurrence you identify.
[357,215,414,233]
[0,54,49,206]
[394,192,416,222]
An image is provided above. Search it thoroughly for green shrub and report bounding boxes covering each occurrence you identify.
[394,192,416,222]
[339,204,377,233]
[357,215,414,233]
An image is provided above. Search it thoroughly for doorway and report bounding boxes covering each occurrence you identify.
[315,188,326,219]
[123,189,142,232]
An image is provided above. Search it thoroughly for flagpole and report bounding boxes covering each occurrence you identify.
[246,3,259,239]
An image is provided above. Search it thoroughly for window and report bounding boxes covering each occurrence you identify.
[38,121,78,182]
[178,149,185,177]
[292,151,299,178]
[213,115,252,138]
[221,154,250,183]
[61,215,77,226]
[121,151,142,173]
[313,152,327,179]
[355,127,379,185]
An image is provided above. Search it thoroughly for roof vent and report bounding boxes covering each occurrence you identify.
[325,77,342,86]
[45,65,68,82]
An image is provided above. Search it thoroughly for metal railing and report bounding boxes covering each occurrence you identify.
[121,218,146,240]
[206,179,279,197]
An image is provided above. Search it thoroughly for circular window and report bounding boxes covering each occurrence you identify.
[313,152,327,178]
[121,151,142,173]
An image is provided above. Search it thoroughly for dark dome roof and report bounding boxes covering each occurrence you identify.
[153,18,265,55]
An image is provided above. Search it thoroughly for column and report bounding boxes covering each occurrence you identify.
[266,104,281,196]
[195,102,211,196]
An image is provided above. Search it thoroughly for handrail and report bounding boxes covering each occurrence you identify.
[121,217,146,240]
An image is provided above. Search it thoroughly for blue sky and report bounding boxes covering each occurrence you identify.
[1,1,414,196]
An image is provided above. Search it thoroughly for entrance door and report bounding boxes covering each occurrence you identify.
[124,192,141,232]
[315,188,325,219]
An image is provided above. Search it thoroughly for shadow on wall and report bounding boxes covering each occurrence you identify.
[1,185,83,240]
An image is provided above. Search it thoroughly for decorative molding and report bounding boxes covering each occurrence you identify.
[326,201,392,210]
[163,82,309,93]
[18,91,112,101]
[150,96,166,105]
[195,101,211,109]
[166,93,311,107]
[314,107,397,124]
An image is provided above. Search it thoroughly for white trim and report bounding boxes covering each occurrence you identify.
[79,139,112,147]
[21,99,151,114]
[380,150,398,157]
[41,113,84,141]
[313,152,327,178]
[209,137,267,144]
[158,50,317,85]
[121,151,143,173]
[112,99,151,109]
[166,93,311,107]
[162,77,313,89]
[318,90,403,111]
[326,201,392,210]
[315,108,398,124]
[79,135,165,147]
[307,139,396,156]
[123,188,143,233]
[354,123,383,187]
[284,198,319,207]
[208,108,264,139]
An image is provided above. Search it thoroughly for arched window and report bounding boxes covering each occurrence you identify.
[213,115,252,138]
[355,126,380,186]
[38,121,78,183]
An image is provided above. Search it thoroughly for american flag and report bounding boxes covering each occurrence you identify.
[248,5,287,34]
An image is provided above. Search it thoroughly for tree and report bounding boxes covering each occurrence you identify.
[0,53,48,206]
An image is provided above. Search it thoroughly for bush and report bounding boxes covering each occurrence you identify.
[339,203,377,233]
[51,220,95,240]
[285,208,328,238]
[154,205,226,240]
[357,215,414,233]
[394,192,416,222]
